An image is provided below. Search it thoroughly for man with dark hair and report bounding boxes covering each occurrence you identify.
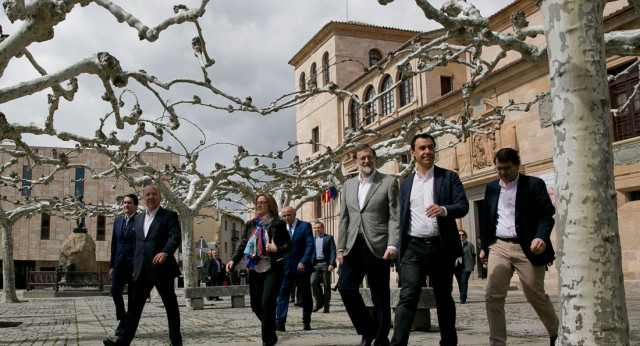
[454,229,475,304]
[104,185,182,346]
[109,194,138,336]
[391,133,469,346]
[310,221,337,313]
[480,148,558,345]
[338,143,399,346]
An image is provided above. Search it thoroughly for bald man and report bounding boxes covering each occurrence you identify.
[275,206,315,332]
[104,185,182,346]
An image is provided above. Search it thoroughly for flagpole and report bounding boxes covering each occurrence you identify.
[346,0,349,22]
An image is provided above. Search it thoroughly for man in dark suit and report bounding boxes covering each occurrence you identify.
[390,133,469,346]
[109,194,138,336]
[310,221,337,313]
[104,185,182,346]
[479,148,558,346]
[338,143,399,346]
[275,206,315,331]
[203,249,217,300]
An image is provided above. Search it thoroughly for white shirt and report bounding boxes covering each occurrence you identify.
[288,219,298,237]
[409,166,440,237]
[143,206,160,237]
[496,174,519,238]
[357,170,376,234]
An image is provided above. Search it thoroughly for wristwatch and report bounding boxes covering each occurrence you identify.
[162,252,169,257]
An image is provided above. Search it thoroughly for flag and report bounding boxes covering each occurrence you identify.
[322,187,336,203]
[321,190,330,203]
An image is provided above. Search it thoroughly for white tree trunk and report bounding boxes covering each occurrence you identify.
[540,0,629,344]
[178,213,202,308]
[1,221,20,302]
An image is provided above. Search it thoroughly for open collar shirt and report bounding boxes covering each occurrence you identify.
[143,206,160,238]
[495,173,520,238]
[409,166,440,237]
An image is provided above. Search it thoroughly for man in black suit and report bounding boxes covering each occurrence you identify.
[391,133,469,346]
[109,194,138,336]
[275,206,315,331]
[310,221,337,313]
[104,185,182,346]
[203,249,217,300]
[479,148,558,346]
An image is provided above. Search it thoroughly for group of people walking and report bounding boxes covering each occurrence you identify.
[104,133,558,346]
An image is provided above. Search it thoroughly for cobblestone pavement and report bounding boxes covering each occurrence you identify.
[0,288,637,345]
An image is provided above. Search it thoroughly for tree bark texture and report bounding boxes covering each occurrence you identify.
[1,221,20,302]
[178,214,200,307]
[540,0,629,344]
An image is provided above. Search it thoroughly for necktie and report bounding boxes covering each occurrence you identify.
[288,225,293,237]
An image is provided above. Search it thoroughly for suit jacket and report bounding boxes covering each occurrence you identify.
[480,174,555,266]
[204,256,218,281]
[110,213,136,269]
[398,167,469,261]
[338,170,400,258]
[283,219,315,276]
[231,217,293,271]
[313,233,337,267]
[461,241,476,272]
[132,207,182,282]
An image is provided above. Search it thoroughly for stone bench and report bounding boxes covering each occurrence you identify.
[360,287,436,331]
[184,285,250,310]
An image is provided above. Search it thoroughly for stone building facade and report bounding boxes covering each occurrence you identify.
[0,146,182,288]
[289,0,640,288]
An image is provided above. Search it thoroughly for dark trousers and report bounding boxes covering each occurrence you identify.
[248,268,284,345]
[311,261,332,307]
[110,264,133,321]
[391,239,457,346]
[339,235,390,346]
[454,268,472,303]
[276,271,313,324]
[117,276,182,345]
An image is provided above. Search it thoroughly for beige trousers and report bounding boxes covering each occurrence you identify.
[485,239,559,346]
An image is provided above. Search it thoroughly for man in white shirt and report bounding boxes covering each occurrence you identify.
[337,143,399,346]
[479,148,558,346]
[390,133,469,346]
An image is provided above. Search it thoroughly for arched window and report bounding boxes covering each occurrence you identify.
[322,52,330,85]
[399,63,414,107]
[349,99,360,131]
[310,63,318,88]
[369,49,382,67]
[364,86,377,125]
[381,74,394,116]
[299,72,306,92]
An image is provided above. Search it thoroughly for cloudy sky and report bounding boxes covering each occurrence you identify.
[0,0,514,172]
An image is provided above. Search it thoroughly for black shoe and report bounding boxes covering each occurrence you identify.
[312,304,324,312]
[323,306,330,313]
[115,320,125,336]
[359,336,373,346]
[550,335,557,345]
[289,297,295,303]
[103,339,124,346]
[331,285,338,291]
[275,322,286,332]
[303,322,311,331]
[294,302,302,307]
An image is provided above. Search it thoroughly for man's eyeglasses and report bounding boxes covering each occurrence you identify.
[357,155,375,163]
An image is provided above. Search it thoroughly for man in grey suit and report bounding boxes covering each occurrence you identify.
[338,143,399,346]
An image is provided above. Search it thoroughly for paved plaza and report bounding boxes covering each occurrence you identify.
[0,286,638,345]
